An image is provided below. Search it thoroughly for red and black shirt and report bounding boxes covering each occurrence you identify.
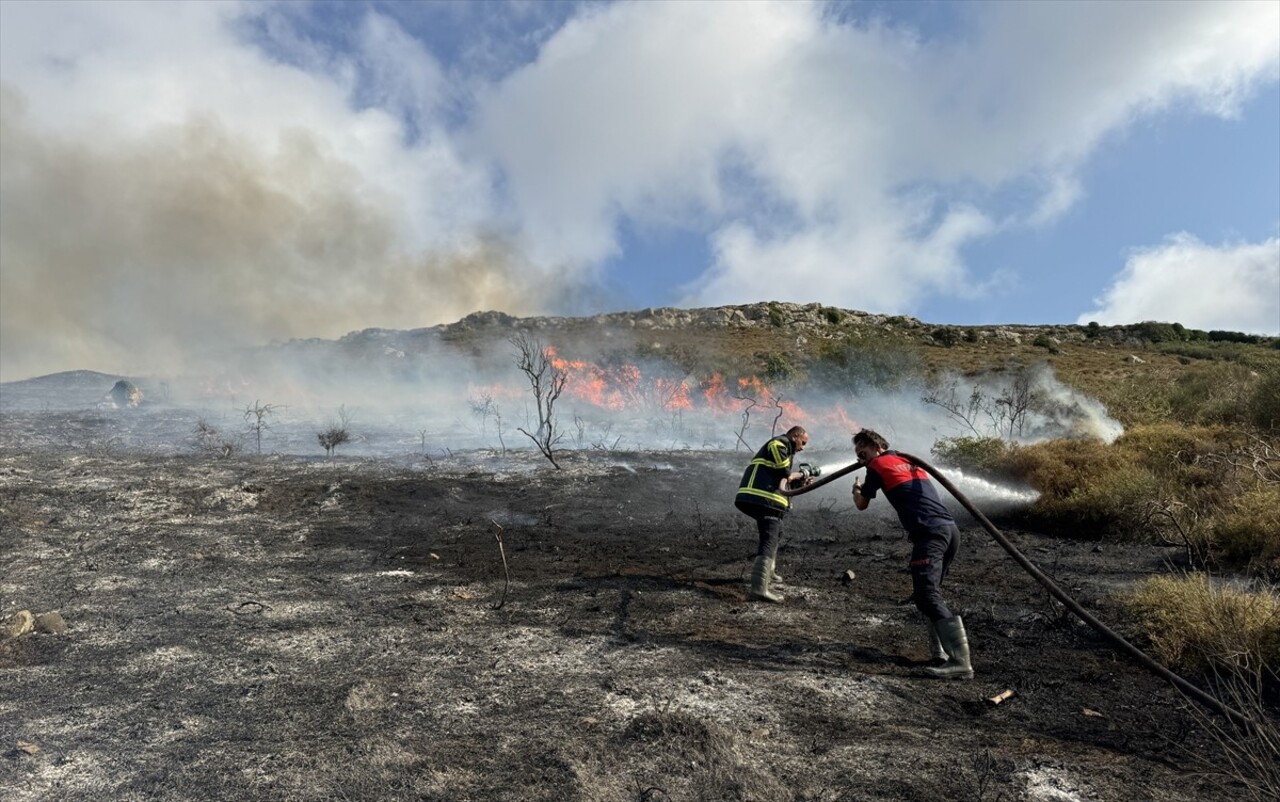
[861,450,954,534]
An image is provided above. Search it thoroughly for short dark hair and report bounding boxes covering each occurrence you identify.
[853,429,888,450]
[786,425,808,440]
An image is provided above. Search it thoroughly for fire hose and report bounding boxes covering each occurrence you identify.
[782,453,1250,726]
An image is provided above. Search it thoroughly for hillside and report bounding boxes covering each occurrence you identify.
[322,302,1279,429]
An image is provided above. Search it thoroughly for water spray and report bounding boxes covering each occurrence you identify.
[783,453,1250,727]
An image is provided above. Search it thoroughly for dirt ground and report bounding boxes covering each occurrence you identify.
[0,411,1256,801]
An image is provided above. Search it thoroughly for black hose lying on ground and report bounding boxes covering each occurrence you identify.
[783,452,1250,726]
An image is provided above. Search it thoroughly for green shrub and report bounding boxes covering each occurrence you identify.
[1005,438,1157,538]
[758,350,795,382]
[1213,485,1280,577]
[767,304,786,328]
[931,436,1014,478]
[1125,574,1280,675]
[1133,321,1186,343]
[1249,370,1280,431]
[1085,321,1102,339]
[1082,373,1176,427]
[1110,425,1279,571]
[1006,438,1121,496]
[963,329,979,343]
[1116,424,1233,473]
[1032,333,1054,350]
[1156,343,1221,361]
[1056,470,1160,538]
[1169,363,1259,425]
[807,339,923,392]
[1209,330,1261,344]
[1157,340,1277,364]
[823,307,844,325]
[931,327,960,347]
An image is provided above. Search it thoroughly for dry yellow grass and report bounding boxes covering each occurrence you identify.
[1126,574,1280,674]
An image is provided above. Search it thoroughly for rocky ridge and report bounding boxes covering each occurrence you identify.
[332,301,1106,356]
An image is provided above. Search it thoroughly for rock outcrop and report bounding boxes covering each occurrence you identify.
[107,379,143,408]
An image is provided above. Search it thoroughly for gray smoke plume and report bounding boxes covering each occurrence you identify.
[0,85,548,383]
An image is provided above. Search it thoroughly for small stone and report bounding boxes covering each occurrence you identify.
[35,611,68,635]
[2,610,35,639]
[841,570,856,585]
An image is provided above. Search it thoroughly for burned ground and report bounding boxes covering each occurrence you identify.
[0,411,1257,802]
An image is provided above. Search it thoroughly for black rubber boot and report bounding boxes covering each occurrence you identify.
[927,620,948,664]
[749,556,784,603]
[924,616,973,680]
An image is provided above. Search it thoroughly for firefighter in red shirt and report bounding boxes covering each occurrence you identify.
[852,428,973,679]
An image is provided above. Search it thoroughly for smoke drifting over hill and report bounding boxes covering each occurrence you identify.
[0,310,1121,513]
[0,87,555,383]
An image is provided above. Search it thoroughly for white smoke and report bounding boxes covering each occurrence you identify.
[161,334,1121,462]
[915,362,1123,446]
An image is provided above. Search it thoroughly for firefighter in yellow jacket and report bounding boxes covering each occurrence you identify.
[735,425,810,603]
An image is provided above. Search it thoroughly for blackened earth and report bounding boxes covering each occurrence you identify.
[0,412,1255,801]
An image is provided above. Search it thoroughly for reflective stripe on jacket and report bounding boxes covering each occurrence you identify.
[736,435,794,512]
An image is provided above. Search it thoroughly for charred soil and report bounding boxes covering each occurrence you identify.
[0,438,1256,801]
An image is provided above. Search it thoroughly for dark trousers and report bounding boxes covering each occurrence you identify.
[908,524,960,621]
[736,501,784,559]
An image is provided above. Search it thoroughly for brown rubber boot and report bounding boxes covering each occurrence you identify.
[749,556,784,603]
[924,616,973,680]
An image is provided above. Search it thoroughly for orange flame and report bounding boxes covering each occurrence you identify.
[546,347,692,412]
[513,348,861,435]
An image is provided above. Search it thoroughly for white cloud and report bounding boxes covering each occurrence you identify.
[356,10,450,137]
[1079,234,1280,335]
[473,0,1280,307]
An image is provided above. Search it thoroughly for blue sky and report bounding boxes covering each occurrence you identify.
[1,0,1277,380]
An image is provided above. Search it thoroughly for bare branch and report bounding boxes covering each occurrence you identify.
[511,331,567,469]
[733,395,757,450]
[921,380,985,437]
[490,519,511,610]
[242,400,281,455]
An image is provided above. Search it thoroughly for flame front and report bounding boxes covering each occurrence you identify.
[529,347,859,434]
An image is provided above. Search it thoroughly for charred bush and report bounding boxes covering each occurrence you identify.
[191,419,238,458]
[317,405,353,457]
[317,427,350,457]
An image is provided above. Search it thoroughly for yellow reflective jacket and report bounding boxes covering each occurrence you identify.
[735,435,795,512]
